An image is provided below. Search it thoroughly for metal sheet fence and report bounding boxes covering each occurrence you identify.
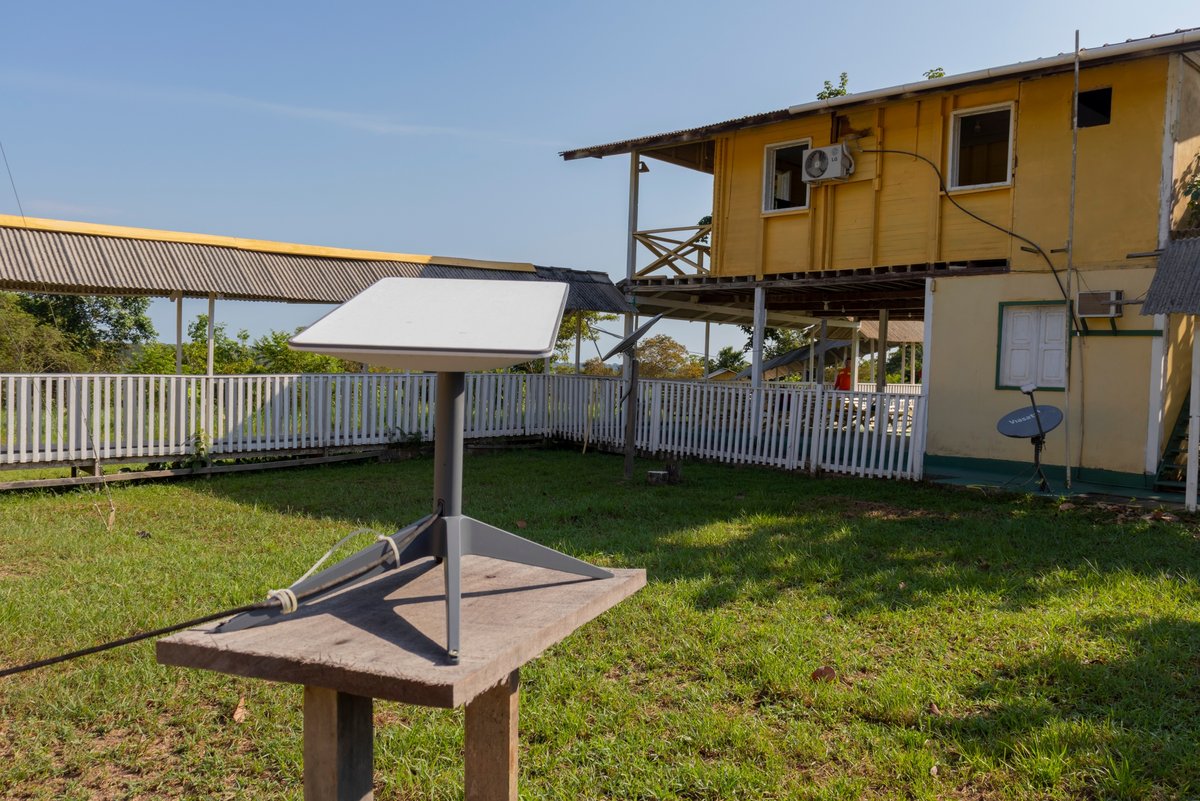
[0,373,925,479]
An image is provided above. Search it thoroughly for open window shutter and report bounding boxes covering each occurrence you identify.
[1001,307,1037,386]
[1037,306,1067,387]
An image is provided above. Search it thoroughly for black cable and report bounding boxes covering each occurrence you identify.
[858,148,1077,327]
[0,513,439,679]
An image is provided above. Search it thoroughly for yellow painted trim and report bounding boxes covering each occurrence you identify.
[0,214,536,273]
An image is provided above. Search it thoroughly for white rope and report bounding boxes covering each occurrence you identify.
[267,588,298,614]
[291,528,382,586]
[376,534,401,565]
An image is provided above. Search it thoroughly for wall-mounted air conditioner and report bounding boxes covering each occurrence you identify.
[802,144,855,183]
[1077,290,1123,318]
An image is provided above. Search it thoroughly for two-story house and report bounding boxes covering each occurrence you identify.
[563,28,1200,491]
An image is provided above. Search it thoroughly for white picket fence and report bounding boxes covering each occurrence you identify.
[0,373,926,480]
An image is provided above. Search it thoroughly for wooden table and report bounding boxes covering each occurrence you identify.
[158,555,645,801]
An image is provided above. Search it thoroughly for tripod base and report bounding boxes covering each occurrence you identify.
[220,515,612,661]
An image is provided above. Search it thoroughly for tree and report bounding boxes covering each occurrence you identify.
[738,325,812,360]
[635,334,703,379]
[707,345,748,374]
[16,293,155,366]
[579,357,619,376]
[251,329,354,374]
[0,293,90,372]
[817,72,849,100]
[553,310,619,364]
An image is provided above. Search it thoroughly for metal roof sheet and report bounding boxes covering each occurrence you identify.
[562,27,1200,162]
[0,222,631,314]
[1142,238,1200,315]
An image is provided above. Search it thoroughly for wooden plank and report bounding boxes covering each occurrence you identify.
[303,686,374,801]
[159,560,645,709]
[464,671,519,801]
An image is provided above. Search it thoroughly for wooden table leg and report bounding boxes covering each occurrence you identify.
[465,669,519,801]
[304,686,374,801]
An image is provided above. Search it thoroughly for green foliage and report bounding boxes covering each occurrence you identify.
[924,66,946,79]
[816,72,849,100]
[738,325,812,360]
[1183,175,1200,223]
[635,333,703,379]
[125,318,356,375]
[706,345,748,375]
[0,293,90,372]
[16,293,155,367]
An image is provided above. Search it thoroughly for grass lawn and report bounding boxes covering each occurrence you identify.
[1,449,1199,800]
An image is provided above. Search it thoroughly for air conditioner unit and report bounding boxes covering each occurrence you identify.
[802,144,855,183]
[1077,290,1123,318]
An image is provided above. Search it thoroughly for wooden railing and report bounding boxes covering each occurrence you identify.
[0,373,926,480]
[633,225,711,277]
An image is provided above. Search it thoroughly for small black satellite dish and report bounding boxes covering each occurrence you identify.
[601,313,664,361]
[995,382,1062,492]
[997,405,1063,439]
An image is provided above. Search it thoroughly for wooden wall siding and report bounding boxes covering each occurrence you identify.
[710,57,1169,278]
[0,374,927,481]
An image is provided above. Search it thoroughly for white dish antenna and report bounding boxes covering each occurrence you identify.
[290,277,569,371]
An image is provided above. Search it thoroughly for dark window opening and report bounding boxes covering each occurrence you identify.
[1077,87,1112,128]
[766,143,810,210]
[954,108,1011,188]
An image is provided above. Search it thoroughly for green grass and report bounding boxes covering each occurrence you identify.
[2,449,1199,799]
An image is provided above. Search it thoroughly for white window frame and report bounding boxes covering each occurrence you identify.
[948,102,1015,191]
[762,138,812,214]
[996,302,1068,391]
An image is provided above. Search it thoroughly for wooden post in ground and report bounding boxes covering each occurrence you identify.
[304,687,374,801]
[465,671,519,801]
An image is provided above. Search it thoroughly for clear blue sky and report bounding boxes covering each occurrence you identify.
[1,1,1195,359]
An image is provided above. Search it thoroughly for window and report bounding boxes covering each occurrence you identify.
[763,141,810,211]
[1077,88,1112,128]
[997,303,1067,390]
[950,105,1013,189]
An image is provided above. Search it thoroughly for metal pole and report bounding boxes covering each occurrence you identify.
[703,321,711,379]
[434,372,465,517]
[751,287,766,390]
[206,294,216,377]
[1064,29,1080,490]
[574,313,582,374]
[623,151,640,382]
[876,310,889,392]
[174,293,183,375]
[623,359,639,480]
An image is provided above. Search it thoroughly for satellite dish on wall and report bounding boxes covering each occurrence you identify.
[601,313,664,361]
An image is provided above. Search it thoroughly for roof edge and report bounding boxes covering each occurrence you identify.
[0,214,536,273]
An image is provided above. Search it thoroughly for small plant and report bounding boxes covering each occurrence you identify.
[183,429,211,469]
[386,427,423,447]
[1184,175,1200,224]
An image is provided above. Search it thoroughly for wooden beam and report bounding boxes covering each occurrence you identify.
[465,671,520,801]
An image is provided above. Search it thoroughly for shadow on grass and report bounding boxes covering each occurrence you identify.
[940,614,1200,797]
[194,450,1200,617]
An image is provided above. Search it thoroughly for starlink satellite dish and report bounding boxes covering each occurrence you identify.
[289,277,568,372]
[223,277,611,662]
[601,313,664,361]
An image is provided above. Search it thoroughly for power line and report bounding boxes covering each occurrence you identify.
[0,137,27,223]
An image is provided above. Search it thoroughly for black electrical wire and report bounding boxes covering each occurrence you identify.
[858,147,1078,328]
[0,513,439,679]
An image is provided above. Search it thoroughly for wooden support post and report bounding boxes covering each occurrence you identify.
[876,311,889,393]
[818,319,828,386]
[304,686,374,801]
[175,293,184,375]
[851,323,860,389]
[1187,318,1200,512]
[751,287,765,391]
[206,294,216,377]
[465,670,520,801]
[703,322,711,379]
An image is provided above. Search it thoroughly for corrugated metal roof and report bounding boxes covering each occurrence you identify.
[0,222,632,314]
[1142,239,1200,315]
[562,27,1200,162]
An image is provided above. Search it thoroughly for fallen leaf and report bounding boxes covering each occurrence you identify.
[1058,502,1076,511]
[927,702,942,716]
[136,530,152,539]
[810,666,837,683]
[930,764,939,777]
[515,520,527,529]
[898,581,907,590]
[821,614,835,624]
[232,696,247,724]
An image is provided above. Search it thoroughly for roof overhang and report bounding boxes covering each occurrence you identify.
[625,260,1006,325]
[561,28,1200,166]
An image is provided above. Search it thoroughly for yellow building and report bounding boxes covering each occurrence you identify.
[564,28,1200,491]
